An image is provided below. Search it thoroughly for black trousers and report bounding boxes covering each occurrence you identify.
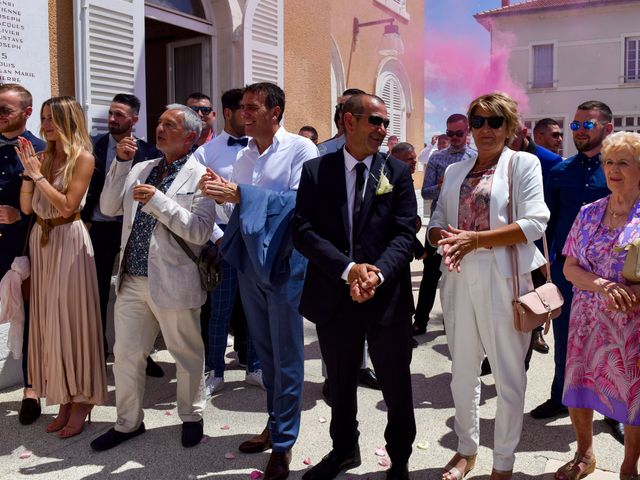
[89,221,123,355]
[316,303,416,465]
[414,243,442,327]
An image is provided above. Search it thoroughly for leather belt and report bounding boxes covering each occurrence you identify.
[36,212,81,246]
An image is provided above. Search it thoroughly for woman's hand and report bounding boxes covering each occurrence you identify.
[600,280,637,312]
[15,137,43,180]
[438,225,478,272]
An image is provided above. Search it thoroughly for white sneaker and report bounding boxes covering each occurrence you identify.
[245,370,265,390]
[205,375,225,397]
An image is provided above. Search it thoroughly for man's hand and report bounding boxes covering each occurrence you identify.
[348,263,381,303]
[431,135,438,145]
[0,205,21,224]
[116,136,138,161]
[133,183,156,205]
[200,167,240,204]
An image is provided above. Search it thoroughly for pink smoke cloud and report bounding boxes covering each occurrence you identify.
[425,22,529,114]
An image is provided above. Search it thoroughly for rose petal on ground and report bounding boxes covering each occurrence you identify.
[164,410,173,416]
[416,442,429,450]
[378,457,390,467]
[250,470,263,479]
[220,424,231,430]
[224,452,236,459]
[318,416,327,423]
[200,435,209,444]
[19,451,32,459]
[374,447,387,457]
[303,457,312,465]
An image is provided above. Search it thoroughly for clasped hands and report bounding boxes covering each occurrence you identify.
[600,280,639,312]
[348,263,381,303]
[438,224,478,273]
[199,167,240,204]
[15,136,43,180]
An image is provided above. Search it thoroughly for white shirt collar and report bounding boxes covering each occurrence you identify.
[343,146,373,172]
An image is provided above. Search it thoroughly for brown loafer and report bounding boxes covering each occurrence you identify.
[239,428,271,453]
[264,450,291,480]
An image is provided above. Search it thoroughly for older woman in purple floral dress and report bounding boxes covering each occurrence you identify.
[558,131,640,480]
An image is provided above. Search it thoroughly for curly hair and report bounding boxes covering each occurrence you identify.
[467,92,520,144]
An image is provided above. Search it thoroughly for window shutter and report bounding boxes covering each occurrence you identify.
[532,44,553,88]
[626,37,640,82]
[243,0,284,86]
[379,74,406,144]
[74,0,147,137]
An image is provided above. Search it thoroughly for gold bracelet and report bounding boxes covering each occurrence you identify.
[20,190,34,194]
[475,231,479,250]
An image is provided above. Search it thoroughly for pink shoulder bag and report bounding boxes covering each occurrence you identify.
[507,155,564,333]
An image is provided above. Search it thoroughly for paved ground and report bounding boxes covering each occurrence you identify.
[0,255,626,479]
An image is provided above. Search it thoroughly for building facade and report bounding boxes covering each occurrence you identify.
[476,0,640,157]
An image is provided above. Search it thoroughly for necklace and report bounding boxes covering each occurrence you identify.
[609,208,628,219]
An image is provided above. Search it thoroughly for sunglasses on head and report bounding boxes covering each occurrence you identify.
[352,113,390,129]
[470,115,505,129]
[446,129,465,138]
[191,106,212,115]
[569,120,604,131]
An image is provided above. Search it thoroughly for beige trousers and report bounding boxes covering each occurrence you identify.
[112,275,206,433]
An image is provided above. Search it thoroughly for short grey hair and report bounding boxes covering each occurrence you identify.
[165,103,202,141]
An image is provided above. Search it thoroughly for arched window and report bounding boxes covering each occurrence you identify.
[146,0,206,19]
[378,72,406,144]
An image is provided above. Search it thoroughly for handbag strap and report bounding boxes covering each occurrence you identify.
[507,153,553,301]
[169,230,198,263]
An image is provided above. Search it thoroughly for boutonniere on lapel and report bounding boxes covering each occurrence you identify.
[373,162,393,195]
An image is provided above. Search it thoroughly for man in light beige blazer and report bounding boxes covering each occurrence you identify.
[91,104,217,452]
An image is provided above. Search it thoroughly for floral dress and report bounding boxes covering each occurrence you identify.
[562,196,640,425]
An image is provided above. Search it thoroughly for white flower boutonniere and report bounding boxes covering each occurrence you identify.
[375,165,393,195]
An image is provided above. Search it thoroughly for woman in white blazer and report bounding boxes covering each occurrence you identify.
[428,92,550,480]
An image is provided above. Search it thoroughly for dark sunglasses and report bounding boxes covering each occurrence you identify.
[551,131,563,138]
[470,115,505,129]
[446,129,465,138]
[569,120,604,131]
[191,106,213,115]
[352,114,390,129]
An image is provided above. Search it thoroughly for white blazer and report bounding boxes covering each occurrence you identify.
[100,155,216,309]
[428,147,550,278]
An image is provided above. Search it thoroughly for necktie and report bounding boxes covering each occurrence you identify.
[0,137,19,148]
[227,136,249,147]
[352,162,366,246]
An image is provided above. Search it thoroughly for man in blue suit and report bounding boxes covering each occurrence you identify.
[293,94,417,480]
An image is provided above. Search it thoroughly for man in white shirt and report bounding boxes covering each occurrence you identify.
[192,89,263,396]
[200,82,318,480]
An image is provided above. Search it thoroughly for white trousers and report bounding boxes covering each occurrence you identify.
[112,275,206,433]
[440,250,531,471]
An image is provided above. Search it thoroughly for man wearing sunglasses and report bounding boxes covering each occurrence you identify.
[531,101,624,443]
[294,93,416,480]
[186,92,216,147]
[533,118,563,156]
[415,114,476,336]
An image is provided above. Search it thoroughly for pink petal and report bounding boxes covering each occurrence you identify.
[224,452,236,459]
[164,410,173,416]
[303,457,312,465]
[378,458,390,467]
[200,435,210,444]
[19,451,32,459]
[220,424,231,430]
[374,447,387,457]
[318,416,327,423]
[250,470,263,479]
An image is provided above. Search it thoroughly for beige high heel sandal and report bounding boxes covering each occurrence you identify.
[442,453,477,480]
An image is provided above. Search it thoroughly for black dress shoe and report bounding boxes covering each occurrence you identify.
[358,368,381,390]
[386,463,410,480]
[604,416,624,444]
[18,398,41,425]
[264,450,291,480]
[532,329,550,354]
[302,446,361,480]
[530,399,568,419]
[411,338,418,349]
[145,356,164,377]
[182,419,203,447]
[480,357,491,376]
[90,423,146,451]
[411,323,426,336]
[322,380,331,407]
[239,428,271,453]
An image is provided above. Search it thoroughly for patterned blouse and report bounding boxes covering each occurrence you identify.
[458,167,495,233]
[123,155,189,276]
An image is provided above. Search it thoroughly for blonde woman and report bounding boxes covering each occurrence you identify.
[428,92,549,480]
[16,96,107,438]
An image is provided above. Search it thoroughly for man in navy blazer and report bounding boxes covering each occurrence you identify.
[293,94,416,480]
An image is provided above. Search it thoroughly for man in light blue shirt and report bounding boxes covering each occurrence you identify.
[200,82,318,480]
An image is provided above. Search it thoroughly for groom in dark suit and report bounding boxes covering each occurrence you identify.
[293,94,416,480]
